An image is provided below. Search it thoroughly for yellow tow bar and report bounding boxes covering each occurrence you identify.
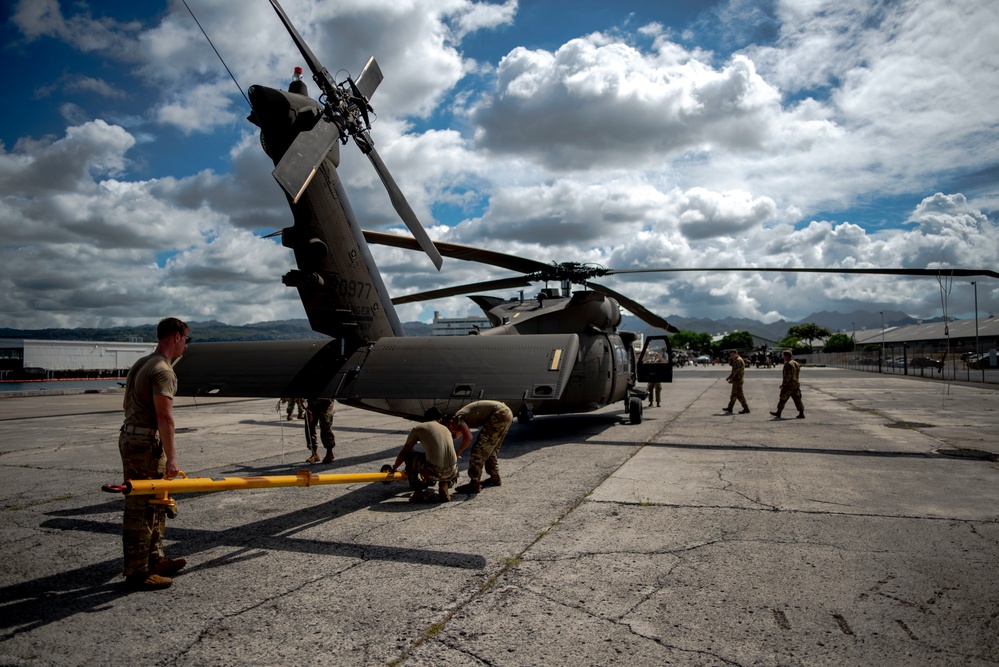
[102,467,408,511]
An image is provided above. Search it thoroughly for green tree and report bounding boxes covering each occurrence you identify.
[785,323,832,344]
[823,333,855,353]
[715,331,755,356]
[670,329,713,354]
[776,336,814,354]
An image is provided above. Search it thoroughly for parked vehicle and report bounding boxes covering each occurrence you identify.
[909,356,942,369]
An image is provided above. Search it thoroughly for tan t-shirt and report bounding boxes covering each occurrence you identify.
[406,421,457,470]
[123,353,177,428]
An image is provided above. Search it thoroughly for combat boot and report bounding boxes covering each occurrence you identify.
[796,412,805,419]
[438,481,451,502]
[722,406,733,414]
[125,572,172,591]
[455,479,481,494]
[321,449,335,464]
[482,474,502,487]
[739,408,751,414]
[151,557,186,577]
[306,451,320,464]
[770,411,782,418]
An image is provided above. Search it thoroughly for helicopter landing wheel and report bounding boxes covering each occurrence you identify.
[628,397,643,424]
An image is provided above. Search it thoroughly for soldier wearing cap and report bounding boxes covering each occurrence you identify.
[722,349,750,414]
[118,317,190,591]
[771,349,805,419]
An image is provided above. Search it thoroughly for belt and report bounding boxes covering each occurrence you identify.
[121,424,157,436]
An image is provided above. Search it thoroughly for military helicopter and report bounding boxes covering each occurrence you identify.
[175,0,999,426]
[175,0,670,424]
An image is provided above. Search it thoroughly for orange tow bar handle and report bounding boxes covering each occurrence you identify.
[101,473,187,518]
[100,469,408,502]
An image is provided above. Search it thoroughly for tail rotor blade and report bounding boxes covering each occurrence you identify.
[353,57,383,102]
[272,118,341,203]
[364,142,444,270]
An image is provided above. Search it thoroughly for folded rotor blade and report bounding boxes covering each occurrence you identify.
[363,144,444,270]
[391,276,533,305]
[363,230,552,275]
[272,118,341,204]
[586,282,678,333]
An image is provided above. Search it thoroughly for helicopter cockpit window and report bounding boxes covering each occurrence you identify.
[641,340,670,364]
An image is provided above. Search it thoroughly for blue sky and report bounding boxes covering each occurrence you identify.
[1,0,997,329]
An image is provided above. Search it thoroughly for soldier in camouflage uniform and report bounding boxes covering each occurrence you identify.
[304,397,336,464]
[771,349,805,419]
[722,349,750,414]
[118,317,190,591]
[450,400,514,494]
[282,397,306,420]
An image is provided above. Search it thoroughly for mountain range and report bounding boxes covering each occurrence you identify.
[0,310,940,344]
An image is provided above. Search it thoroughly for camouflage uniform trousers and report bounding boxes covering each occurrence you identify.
[777,387,804,414]
[726,383,748,410]
[404,451,459,492]
[119,432,167,577]
[647,382,662,406]
[306,399,336,453]
[466,405,514,481]
[284,398,305,419]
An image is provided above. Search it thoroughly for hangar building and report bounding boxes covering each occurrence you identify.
[0,339,156,381]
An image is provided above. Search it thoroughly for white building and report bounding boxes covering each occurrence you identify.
[0,339,155,380]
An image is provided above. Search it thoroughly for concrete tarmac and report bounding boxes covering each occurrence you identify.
[1,367,997,666]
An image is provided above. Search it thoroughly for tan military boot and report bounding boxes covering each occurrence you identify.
[125,572,172,591]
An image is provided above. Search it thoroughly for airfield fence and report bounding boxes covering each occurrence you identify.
[805,344,999,385]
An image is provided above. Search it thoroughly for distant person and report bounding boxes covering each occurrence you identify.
[645,350,663,407]
[451,400,514,494]
[771,349,805,419]
[118,317,190,591]
[722,350,750,414]
[390,408,458,502]
[304,397,336,464]
[281,397,305,420]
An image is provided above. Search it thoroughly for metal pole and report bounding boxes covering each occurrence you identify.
[102,468,409,508]
[973,281,982,382]
[880,311,885,373]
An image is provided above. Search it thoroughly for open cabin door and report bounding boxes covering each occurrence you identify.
[637,334,673,384]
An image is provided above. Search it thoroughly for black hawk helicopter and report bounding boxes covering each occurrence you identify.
[175,0,999,426]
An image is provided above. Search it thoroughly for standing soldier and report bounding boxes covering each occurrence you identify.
[722,349,750,414]
[304,397,336,464]
[771,349,805,419]
[118,317,189,591]
[645,350,663,407]
[450,400,514,494]
[281,397,305,420]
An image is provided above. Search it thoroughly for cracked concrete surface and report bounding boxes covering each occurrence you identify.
[1,368,997,666]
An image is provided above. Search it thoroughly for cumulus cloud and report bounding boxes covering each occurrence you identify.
[2,0,998,330]
[0,120,301,328]
[467,33,837,171]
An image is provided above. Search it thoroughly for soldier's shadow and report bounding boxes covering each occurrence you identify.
[5,480,484,637]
